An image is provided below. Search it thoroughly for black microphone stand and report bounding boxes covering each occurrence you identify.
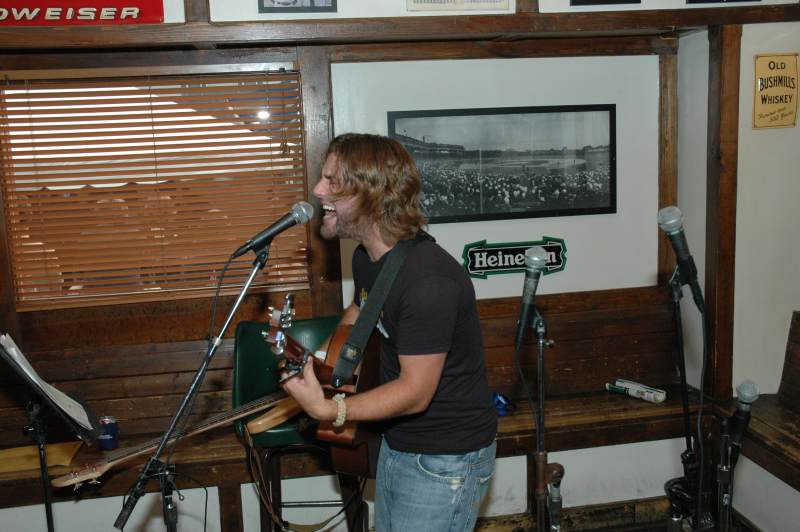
[113,248,271,531]
[24,400,55,532]
[529,308,564,532]
[716,415,735,532]
[664,266,711,532]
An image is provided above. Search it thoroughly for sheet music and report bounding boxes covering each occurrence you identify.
[0,334,93,430]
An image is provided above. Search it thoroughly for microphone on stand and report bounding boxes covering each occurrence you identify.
[233,201,314,258]
[728,380,760,468]
[657,205,704,309]
[514,246,548,352]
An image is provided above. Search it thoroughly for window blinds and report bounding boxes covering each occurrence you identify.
[0,72,310,310]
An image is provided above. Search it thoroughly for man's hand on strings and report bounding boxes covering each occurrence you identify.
[280,357,335,422]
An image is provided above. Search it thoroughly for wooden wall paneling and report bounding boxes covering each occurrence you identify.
[298,46,343,317]
[705,25,741,401]
[0,7,798,50]
[0,48,297,79]
[658,50,679,284]
[16,290,311,350]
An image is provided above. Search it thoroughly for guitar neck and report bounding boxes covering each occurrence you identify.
[104,390,288,468]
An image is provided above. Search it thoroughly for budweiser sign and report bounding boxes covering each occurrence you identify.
[0,0,164,25]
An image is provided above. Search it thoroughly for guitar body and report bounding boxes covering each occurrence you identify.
[276,322,381,478]
[316,325,381,478]
[316,324,380,444]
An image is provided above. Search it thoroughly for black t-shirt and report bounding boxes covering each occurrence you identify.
[352,238,497,454]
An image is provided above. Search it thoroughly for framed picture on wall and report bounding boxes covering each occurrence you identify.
[258,0,337,13]
[387,105,617,224]
[570,0,640,5]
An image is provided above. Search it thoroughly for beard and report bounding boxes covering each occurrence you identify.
[320,207,368,242]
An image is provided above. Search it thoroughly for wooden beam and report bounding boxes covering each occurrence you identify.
[705,25,742,401]
[0,7,796,50]
[329,34,677,63]
[0,48,296,77]
[298,46,343,318]
[658,51,679,284]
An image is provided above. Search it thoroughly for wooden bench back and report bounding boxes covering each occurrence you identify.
[778,311,800,410]
[0,285,679,450]
[479,285,679,399]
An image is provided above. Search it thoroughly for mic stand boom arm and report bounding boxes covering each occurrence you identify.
[113,250,271,531]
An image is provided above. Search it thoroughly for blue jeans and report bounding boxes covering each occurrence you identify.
[374,438,496,532]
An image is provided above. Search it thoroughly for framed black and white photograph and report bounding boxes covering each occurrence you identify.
[258,0,337,13]
[570,0,641,5]
[387,105,617,224]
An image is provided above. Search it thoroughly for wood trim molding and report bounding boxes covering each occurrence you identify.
[298,46,342,317]
[705,25,742,401]
[0,48,297,78]
[658,52,679,284]
[0,7,796,50]
[328,34,677,63]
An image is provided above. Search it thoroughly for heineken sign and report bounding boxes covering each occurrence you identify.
[462,237,567,279]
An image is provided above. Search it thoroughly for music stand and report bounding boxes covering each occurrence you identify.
[0,334,101,532]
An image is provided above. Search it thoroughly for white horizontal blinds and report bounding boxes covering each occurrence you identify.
[0,72,309,310]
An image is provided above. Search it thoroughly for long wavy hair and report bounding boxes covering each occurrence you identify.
[324,133,427,243]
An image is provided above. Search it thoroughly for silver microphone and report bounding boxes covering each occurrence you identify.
[233,201,314,258]
[515,246,549,352]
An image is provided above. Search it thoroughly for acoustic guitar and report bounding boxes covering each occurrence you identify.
[262,297,381,478]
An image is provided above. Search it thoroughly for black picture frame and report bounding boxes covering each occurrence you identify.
[570,0,640,5]
[258,0,337,14]
[686,0,755,3]
[387,105,617,224]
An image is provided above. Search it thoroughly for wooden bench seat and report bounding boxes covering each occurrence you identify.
[737,311,800,492]
[0,285,695,528]
[0,386,694,510]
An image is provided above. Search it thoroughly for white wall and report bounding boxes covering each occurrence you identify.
[734,22,800,396]
[331,56,660,303]
[678,21,800,532]
[731,21,800,532]
[0,487,220,531]
[539,0,794,13]
[677,29,709,390]
[210,0,515,22]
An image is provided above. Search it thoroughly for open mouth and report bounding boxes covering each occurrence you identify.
[321,204,336,218]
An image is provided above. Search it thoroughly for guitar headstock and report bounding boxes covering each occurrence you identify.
[262,293,313,380]
[51,461,109,489]
[263,293,295,356]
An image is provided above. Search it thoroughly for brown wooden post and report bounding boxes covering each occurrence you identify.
[299,46,343,318]
[705,25,742,401]
[218,483,244,532]
[658,44,680,285]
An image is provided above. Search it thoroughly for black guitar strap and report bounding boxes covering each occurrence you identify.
[330,231,433,388]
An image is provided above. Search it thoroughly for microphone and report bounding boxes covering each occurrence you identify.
[657,205,704,308]
[514,246,548,352]
[728,379,759,468]
[233,201,314,258]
